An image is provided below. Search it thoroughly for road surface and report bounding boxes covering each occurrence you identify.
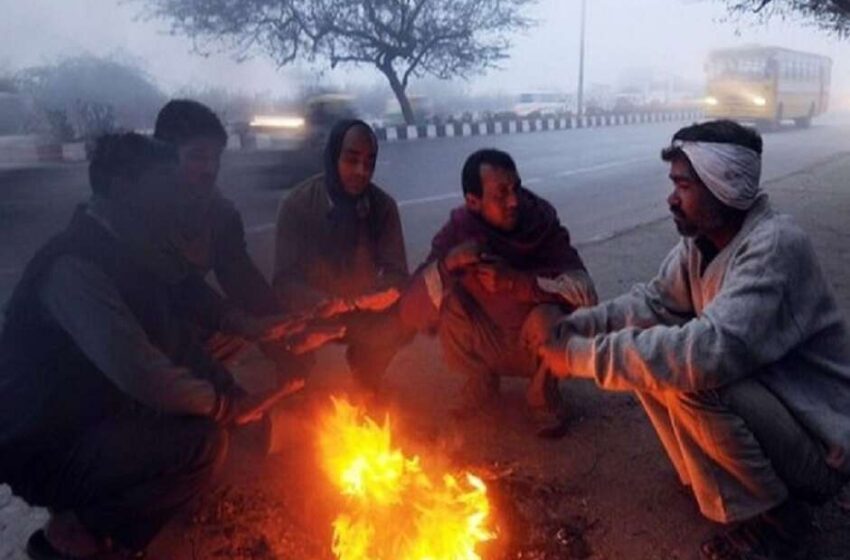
[2,114,850,303]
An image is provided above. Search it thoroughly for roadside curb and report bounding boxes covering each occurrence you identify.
[374,110,703,142]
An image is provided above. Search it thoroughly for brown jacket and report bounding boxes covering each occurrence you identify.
[272,174,408,310]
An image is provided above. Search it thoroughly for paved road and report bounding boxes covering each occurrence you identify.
[2,114,850,303]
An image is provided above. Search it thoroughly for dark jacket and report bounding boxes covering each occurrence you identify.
[0,207,231,451]
[401,187,589,331]
[184,193,281,316]
[272,174,409,310]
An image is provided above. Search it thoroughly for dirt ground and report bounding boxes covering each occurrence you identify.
[144,153,850,560]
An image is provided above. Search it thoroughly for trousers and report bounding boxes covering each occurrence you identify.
[0,408,227,550]
[638,377,846,523]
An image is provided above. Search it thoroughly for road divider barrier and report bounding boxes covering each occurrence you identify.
[0,110,704,166]
[374,110,704,142]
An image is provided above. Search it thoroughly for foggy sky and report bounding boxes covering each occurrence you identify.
[1,0,848,96]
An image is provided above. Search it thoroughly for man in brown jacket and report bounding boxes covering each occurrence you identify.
[273,120,412,395]
[399,149,597,427]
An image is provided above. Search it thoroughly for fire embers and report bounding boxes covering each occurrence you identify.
[318,397,495,560]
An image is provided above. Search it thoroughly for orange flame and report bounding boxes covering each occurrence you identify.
[318,397,494,560]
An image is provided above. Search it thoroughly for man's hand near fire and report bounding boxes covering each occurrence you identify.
[537,341,571,378]
[524,305,576,378]
[313,287,401,318]
[216,377,307,427]
[442,239,484,272]
[285,324,347,354]
[224,310,309,342]
[474,262,520,293]
[352,287,401,311]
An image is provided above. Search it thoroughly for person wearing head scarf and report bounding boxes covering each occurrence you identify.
[273,119,412,395]
[535,120,850,560]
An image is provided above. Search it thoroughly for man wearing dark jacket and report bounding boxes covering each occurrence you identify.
[273,119,412,395]
[400,149,597,421]
[0,134,297,559]
[153,99,280,316]
[154,100,340,376]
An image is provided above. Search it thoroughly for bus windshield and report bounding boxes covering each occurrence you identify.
[706,56,773,81]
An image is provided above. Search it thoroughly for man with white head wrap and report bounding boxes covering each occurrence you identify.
[532,120,850,560]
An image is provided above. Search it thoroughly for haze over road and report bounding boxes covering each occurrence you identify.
[3,114,850,303]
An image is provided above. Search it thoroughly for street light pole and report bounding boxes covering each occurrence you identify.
[577,0,587,118]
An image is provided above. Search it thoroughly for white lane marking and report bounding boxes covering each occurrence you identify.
[556,156,654,177]
[247,223,276,234]
[397,192,461,207]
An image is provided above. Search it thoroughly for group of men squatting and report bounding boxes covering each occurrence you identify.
[1,99,849,560]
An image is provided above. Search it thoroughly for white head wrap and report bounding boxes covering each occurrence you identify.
[673,140,762,210]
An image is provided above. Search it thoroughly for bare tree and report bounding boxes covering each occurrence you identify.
[139,0,536,124]
[723,0,850,37]
[15,55,165,138]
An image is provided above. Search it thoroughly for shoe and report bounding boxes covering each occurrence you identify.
[26,530,82,560]
[27,529,145,560]
[529,404,570,439]
[836,480,850,512]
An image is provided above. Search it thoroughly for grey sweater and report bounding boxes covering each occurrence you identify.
[560,194,850,473]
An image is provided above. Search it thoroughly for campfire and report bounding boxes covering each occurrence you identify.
[318,397,495,560]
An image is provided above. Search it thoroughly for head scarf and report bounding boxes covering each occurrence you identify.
[322,119,381,260]
[673,140,762,210]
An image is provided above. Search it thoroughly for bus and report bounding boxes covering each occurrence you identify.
[704,46,831,127]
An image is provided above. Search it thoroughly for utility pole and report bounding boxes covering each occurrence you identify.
[577,0,587,118]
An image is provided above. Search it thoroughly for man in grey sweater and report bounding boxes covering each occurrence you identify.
[536,120,850,560]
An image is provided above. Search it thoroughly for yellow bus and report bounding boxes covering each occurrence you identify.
[704,46,831,127]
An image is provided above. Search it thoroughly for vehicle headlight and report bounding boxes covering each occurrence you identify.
[249,116,306,129]
[751,96,767,107]
[705,96,718,106]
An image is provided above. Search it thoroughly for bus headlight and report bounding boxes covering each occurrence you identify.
[752,96,767,106]
[705,96,718,106]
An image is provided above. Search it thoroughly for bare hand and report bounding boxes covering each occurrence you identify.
[353,287,401,312]
[313,297,354,319]
[257,314,309,342]
[443,240,483,272]
[521,304,565,351]
[474,263,515,293]
[231,377,306,426]
[537,341,571,378]
[286,324,347,354]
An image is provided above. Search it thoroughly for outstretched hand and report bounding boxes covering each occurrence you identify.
[443,240,484,272]
[230,376,307,426]
[313,297,354,319]
[286,324,347,354]
[353,287,401,312]
[537,341,571,378]
[257,314,309,342]
[474,263,517,293]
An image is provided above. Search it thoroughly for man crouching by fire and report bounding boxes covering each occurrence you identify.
[399,148,597,432]
[272,120,415,399]
[0,133,305,559]
[535,120,850,560]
